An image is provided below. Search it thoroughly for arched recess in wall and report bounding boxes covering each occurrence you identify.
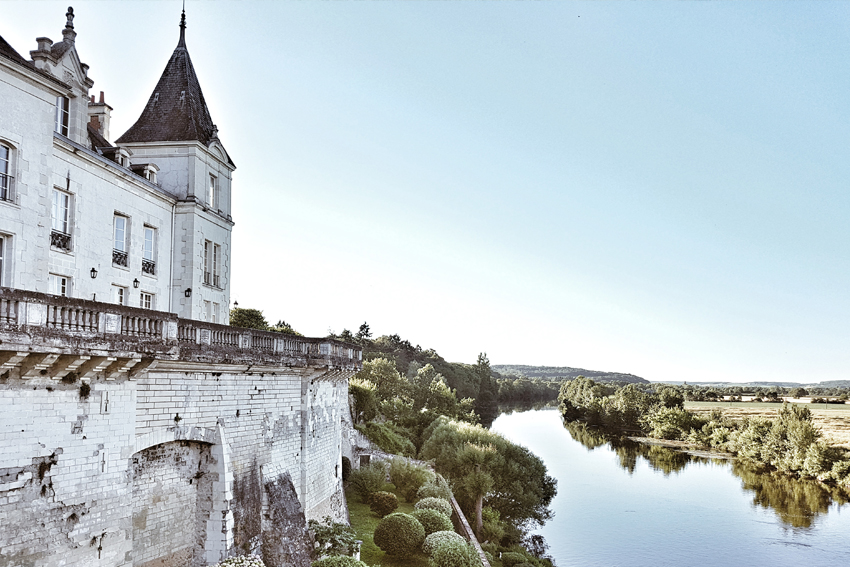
[132,425,233,567]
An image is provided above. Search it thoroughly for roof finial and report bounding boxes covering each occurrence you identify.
[65,7,75,30]
[178,3,186,47]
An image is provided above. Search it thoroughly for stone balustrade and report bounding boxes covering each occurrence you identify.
[0,287,362,370]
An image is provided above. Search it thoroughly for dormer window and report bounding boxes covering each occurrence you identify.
[54,96,69,136]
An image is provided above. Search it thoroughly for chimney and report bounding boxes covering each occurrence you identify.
[87,91,113,141]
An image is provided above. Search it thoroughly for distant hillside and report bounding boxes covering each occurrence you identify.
[492,364,648,384]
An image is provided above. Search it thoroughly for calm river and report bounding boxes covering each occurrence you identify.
[490,408,850,567]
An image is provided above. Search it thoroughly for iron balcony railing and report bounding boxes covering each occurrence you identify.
[50,229,71,251]
[142,258,156,275]
[113,248,128,267]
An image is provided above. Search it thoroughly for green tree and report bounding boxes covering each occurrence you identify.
[354,358,408,401]
[230,307,269,330]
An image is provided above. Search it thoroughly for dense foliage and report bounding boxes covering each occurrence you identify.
[419,417,556,529]
[340,326,556,560]
[355,422,416,457]
[372,512,426,556]
[558,377,850,490]
[308,517,358,557]
[229,307,301,335]
[389,458,436,502]
[348,462,388,503]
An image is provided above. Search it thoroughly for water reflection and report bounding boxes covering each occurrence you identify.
[563,420,848,528]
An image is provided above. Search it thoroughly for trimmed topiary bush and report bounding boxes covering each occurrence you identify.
[423,531,466,556]
[429,537,480,567]
[369,491,399,517]
[311,557,369,567]
[373,512,426,556]
[348,461,387,503]
[415,496,452,518]
[411,508,453,535]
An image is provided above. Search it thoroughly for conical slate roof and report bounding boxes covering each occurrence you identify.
[116,12,233,166]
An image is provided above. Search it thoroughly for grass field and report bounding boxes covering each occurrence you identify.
[345,483,430,567]
[686,401,850,449]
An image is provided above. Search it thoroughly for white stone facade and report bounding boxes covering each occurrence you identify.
[0,8,234,321]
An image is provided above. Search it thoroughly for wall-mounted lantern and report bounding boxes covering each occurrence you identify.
[132,278,140,289]
[233,301,239,308]
[184,288,192,297]
[90,267,98,279]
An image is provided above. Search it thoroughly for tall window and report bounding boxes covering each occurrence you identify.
[113,215,128,267]
[204,300,212,322]
[51,190,71,250]
[49,274,69,297]
[208,174,218,209]
[212,302,219,324]
[203,240,212,285]
[0,236,4,287]
[112,285,126,306]
[142,226,156,275]
[213,243,221,288]
[52,190,69,233]
[0,144,11,202]
[54,96,69,136]
[140,292,154,310]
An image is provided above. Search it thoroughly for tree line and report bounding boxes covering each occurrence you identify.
[558,377,850,493]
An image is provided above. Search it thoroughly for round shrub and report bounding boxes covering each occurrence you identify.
[417,481,452,501]
[373,512,426,556]
[423,531,466,556]
[429,537,479,567]
[311,557,368,567]
[415,497,452,518]
[499,552,527,567]
[411,508,453,535]
[369,491,399,517]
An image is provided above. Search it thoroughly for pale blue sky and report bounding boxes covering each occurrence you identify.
[4,1,850,383]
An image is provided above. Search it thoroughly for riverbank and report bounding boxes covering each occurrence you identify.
[686,401,850,449]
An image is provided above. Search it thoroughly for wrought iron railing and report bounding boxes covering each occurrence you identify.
[50,230,71,251]
[203,271,212,285]
[113,248,128,267]
[142,258,156,275]
[0,173,13,202]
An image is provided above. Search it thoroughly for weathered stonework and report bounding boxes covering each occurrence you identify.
[0,289,360,567]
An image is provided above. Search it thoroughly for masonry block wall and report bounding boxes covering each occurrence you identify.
[0,364,354,567]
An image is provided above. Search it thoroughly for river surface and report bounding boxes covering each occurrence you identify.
[490,408,850,567]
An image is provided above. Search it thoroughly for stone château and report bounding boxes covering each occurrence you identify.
[0,8,361,567]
